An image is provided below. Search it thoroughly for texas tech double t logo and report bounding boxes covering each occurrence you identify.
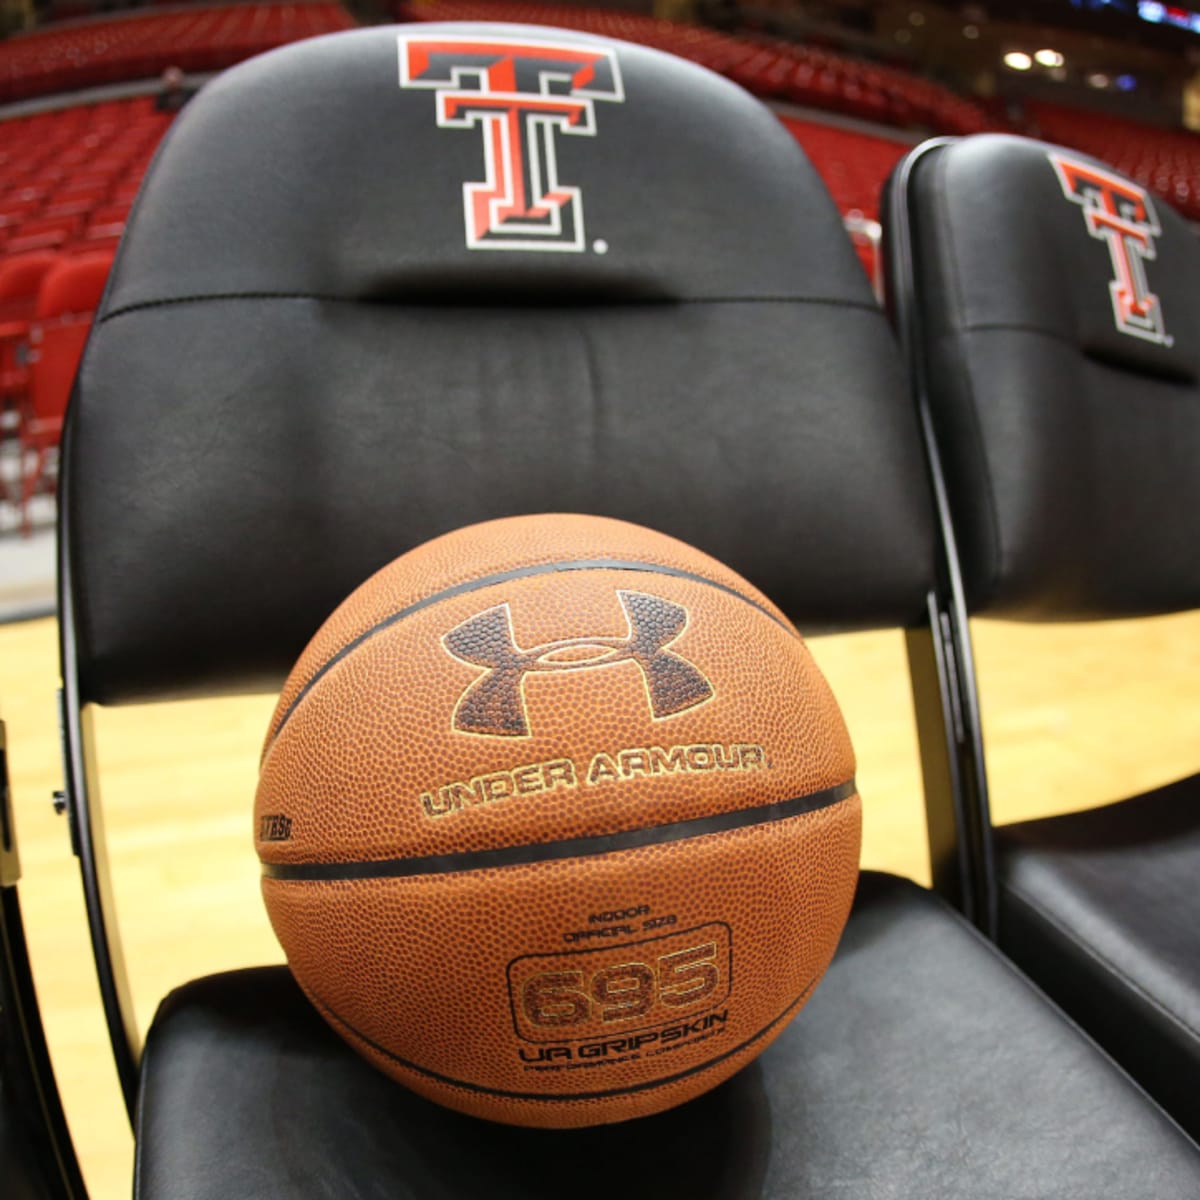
[398,34,624,252]
[444,591,713,738]
[1049,152,1171,346]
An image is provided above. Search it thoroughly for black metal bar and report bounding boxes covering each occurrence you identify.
[0,722,19,890]
[57,462,141,1119]
[905,604,973,921]
[884,137,998,936]
[0,720,90,1200]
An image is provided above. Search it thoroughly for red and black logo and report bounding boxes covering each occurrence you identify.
[398,33,624,252]
[1049,152,1171,346]
[443,591,713,737]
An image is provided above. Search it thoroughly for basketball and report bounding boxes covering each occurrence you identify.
[255,513,861,1127]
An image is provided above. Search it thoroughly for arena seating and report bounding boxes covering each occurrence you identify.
[16,249,111,533]
[397,0,998,136]
[0,96,173,531]
[0,251,60,420]
[1024,101,1200,221]
[777,115,907,220]
[0,2,355,103]
[0,96,170,260]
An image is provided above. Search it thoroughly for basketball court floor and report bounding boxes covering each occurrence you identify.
[1,568,1198,1196]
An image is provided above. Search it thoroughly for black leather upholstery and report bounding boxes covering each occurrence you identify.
[898,133,1200,619]
[135,873,1200,1200]
[64,24,933,704]
[890,133,1200,1143]
[996,775,1200,1139]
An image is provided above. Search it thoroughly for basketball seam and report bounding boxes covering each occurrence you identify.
[263,558,797,756]
[307,976,817,1103]
[260,780,857,881]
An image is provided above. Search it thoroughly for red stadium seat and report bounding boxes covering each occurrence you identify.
[18,251,112,533]
[0,250,60,419]
[56,172,112,197]
[0,187,46,228]
[5,214,82,255]
[776,115,909,221]
[43,189,108,220]
[84,200,131,242]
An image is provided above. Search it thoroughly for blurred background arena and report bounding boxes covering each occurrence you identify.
[8,0,1200,562]
[1,1,1198,1195]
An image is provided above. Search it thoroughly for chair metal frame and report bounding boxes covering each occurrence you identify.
[883,135,1000,939]
[0,718,89,1200]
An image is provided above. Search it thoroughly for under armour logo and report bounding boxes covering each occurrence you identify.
[397,33,624,252]
[443,591,713,737]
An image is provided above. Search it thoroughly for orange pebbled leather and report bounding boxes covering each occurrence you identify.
[257,513,861,1127]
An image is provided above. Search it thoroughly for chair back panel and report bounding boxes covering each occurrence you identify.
[65,25,936,702]
[897,134,1200,619]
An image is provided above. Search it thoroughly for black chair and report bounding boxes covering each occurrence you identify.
[0,718,87,1200]
[886,131,1200,1140]
[58,29,1200,1196]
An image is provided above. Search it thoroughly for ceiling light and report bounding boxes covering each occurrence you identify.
[963,24,980,38]
[1004,52,1033,70]
[1035,49,1064,67]
[1087,72,1110,88]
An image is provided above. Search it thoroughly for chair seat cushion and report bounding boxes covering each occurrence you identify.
[134,871,1200,1199]
[997,773,1200,1138]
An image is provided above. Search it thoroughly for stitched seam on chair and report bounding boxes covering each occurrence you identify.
[959,321,1080,342]
[1006,882,1200,1045]
[96,292,883,323]
[952,322,1197,385]
[931,154,1005,607]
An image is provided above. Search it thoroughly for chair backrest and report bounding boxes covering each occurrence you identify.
[35,251,111,321]
[0,252,60,306]
[30,253,112,427]
[887,133,1200,621]
[63,23,937,706]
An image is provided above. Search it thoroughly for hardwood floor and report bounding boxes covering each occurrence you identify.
[2,611,1197,1199]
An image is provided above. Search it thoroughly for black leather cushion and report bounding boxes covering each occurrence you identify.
[64,24,934,705]
[0,1096,45,1200]
[996,774,1200,1140]
[898,133,1200,619]
[134,872,1200,1199]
